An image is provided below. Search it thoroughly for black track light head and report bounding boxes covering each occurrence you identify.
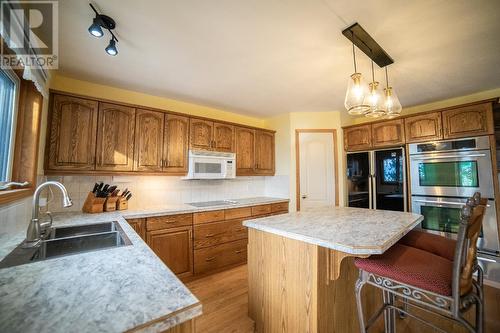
[105,38,118,56]
[88,17,103,37]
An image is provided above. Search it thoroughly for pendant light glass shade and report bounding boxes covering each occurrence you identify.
[383,68,402,118]
[384,87,402,118]
[364,81,385,118]
[344,73,370,115]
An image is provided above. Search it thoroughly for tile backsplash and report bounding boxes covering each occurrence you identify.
[44,175,289,212]
[0,196,32,236]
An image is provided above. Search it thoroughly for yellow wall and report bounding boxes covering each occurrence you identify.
[350,87,500,125]
[50,74,266,128]
[264,111,345,211]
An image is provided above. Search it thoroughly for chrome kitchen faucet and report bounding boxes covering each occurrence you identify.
[23,181,73,248]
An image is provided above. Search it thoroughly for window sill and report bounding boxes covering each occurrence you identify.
[0,188,33,205]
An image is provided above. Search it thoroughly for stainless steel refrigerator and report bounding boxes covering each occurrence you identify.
[346,147,407,212]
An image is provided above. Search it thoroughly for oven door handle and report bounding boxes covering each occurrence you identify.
[414,199,491,207]
[411,153,486,160]
[414,199,465,206]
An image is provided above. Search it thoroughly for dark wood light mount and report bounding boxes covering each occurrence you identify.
[342,22,394,68]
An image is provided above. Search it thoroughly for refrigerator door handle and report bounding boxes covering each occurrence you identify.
[368,174,372,210]
[372,174,377,210]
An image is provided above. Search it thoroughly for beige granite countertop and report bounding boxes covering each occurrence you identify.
[0,196,288,333]
[243,206,423,255]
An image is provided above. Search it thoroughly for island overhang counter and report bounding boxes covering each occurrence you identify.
[243,207,424,333]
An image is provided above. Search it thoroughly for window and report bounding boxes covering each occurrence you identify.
[0,68,20,182]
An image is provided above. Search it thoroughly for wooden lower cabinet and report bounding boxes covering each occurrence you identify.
[251,204,272,216]
[147,226,194,279]
[194,219,247,249]
[164,319,194,333]
[126,218,146,240]
[194,239,247,275]
[139,202,288,280]
[271,202,289,214]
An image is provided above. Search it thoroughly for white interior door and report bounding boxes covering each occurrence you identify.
[299,132,334,209]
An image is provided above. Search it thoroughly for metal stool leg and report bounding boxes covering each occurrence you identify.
[355,270,368,333]
[383,290,396,333]
[474,284,484,333]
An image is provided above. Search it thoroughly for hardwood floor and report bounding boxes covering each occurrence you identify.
[186,265,500,333]
[186,264,254,333]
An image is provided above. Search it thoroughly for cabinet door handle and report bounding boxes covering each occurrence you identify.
[235,250,244,254]
[205,256,216,262]
[205,233,215,238]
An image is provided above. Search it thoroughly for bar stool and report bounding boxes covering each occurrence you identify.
[354,193,486,333]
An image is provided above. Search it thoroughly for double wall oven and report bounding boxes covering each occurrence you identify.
[409,136,500,282]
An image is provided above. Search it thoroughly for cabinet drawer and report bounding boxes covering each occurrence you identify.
[193,210,225,224]
[147,214,193,231]
[225,207,252,220]
[251,204,272,216]
[271,202,289,213]
[194,239,247,275]
[194,219,247,249]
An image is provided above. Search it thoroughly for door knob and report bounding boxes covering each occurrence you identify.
[301,194,307,199]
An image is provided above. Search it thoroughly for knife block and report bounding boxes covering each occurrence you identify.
[104,196,119,212]
[116,197,128,210]
[82,192,106,214]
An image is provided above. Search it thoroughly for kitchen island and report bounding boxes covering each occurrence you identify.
[243,207,424,333]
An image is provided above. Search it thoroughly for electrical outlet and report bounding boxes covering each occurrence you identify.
[39,197,48,207]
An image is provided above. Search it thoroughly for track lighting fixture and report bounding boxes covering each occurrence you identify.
[88,3,119,56]
[105,37,118,56]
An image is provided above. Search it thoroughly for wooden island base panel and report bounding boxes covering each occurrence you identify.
[247,229,484,333]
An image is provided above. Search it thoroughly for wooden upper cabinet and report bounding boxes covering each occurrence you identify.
[344,124,372,151]
[47,94,98,171]
[255,131,275,175]
[147,226,194,279]
[213,122,234,152]
[235,127,256,175]
[372,119,405,148]
[96,102,136,171]
[164,115,189,173]
[404,112,442,143]
[190,119,213,150]
[442,103,494,139]
[134,109,164,172]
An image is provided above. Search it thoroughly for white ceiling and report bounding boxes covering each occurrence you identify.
[58,0,500,117]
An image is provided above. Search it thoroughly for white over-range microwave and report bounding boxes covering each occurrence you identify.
[185,150,236,180]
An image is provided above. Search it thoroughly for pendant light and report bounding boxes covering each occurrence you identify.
[383,67,402,118]
[344,42,370,115]
[364,61,385,118]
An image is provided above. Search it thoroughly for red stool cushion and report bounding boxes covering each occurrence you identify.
[354,244,453,296]
[399,230,456,261]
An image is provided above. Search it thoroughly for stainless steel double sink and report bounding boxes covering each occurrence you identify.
[0,221,132,269]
